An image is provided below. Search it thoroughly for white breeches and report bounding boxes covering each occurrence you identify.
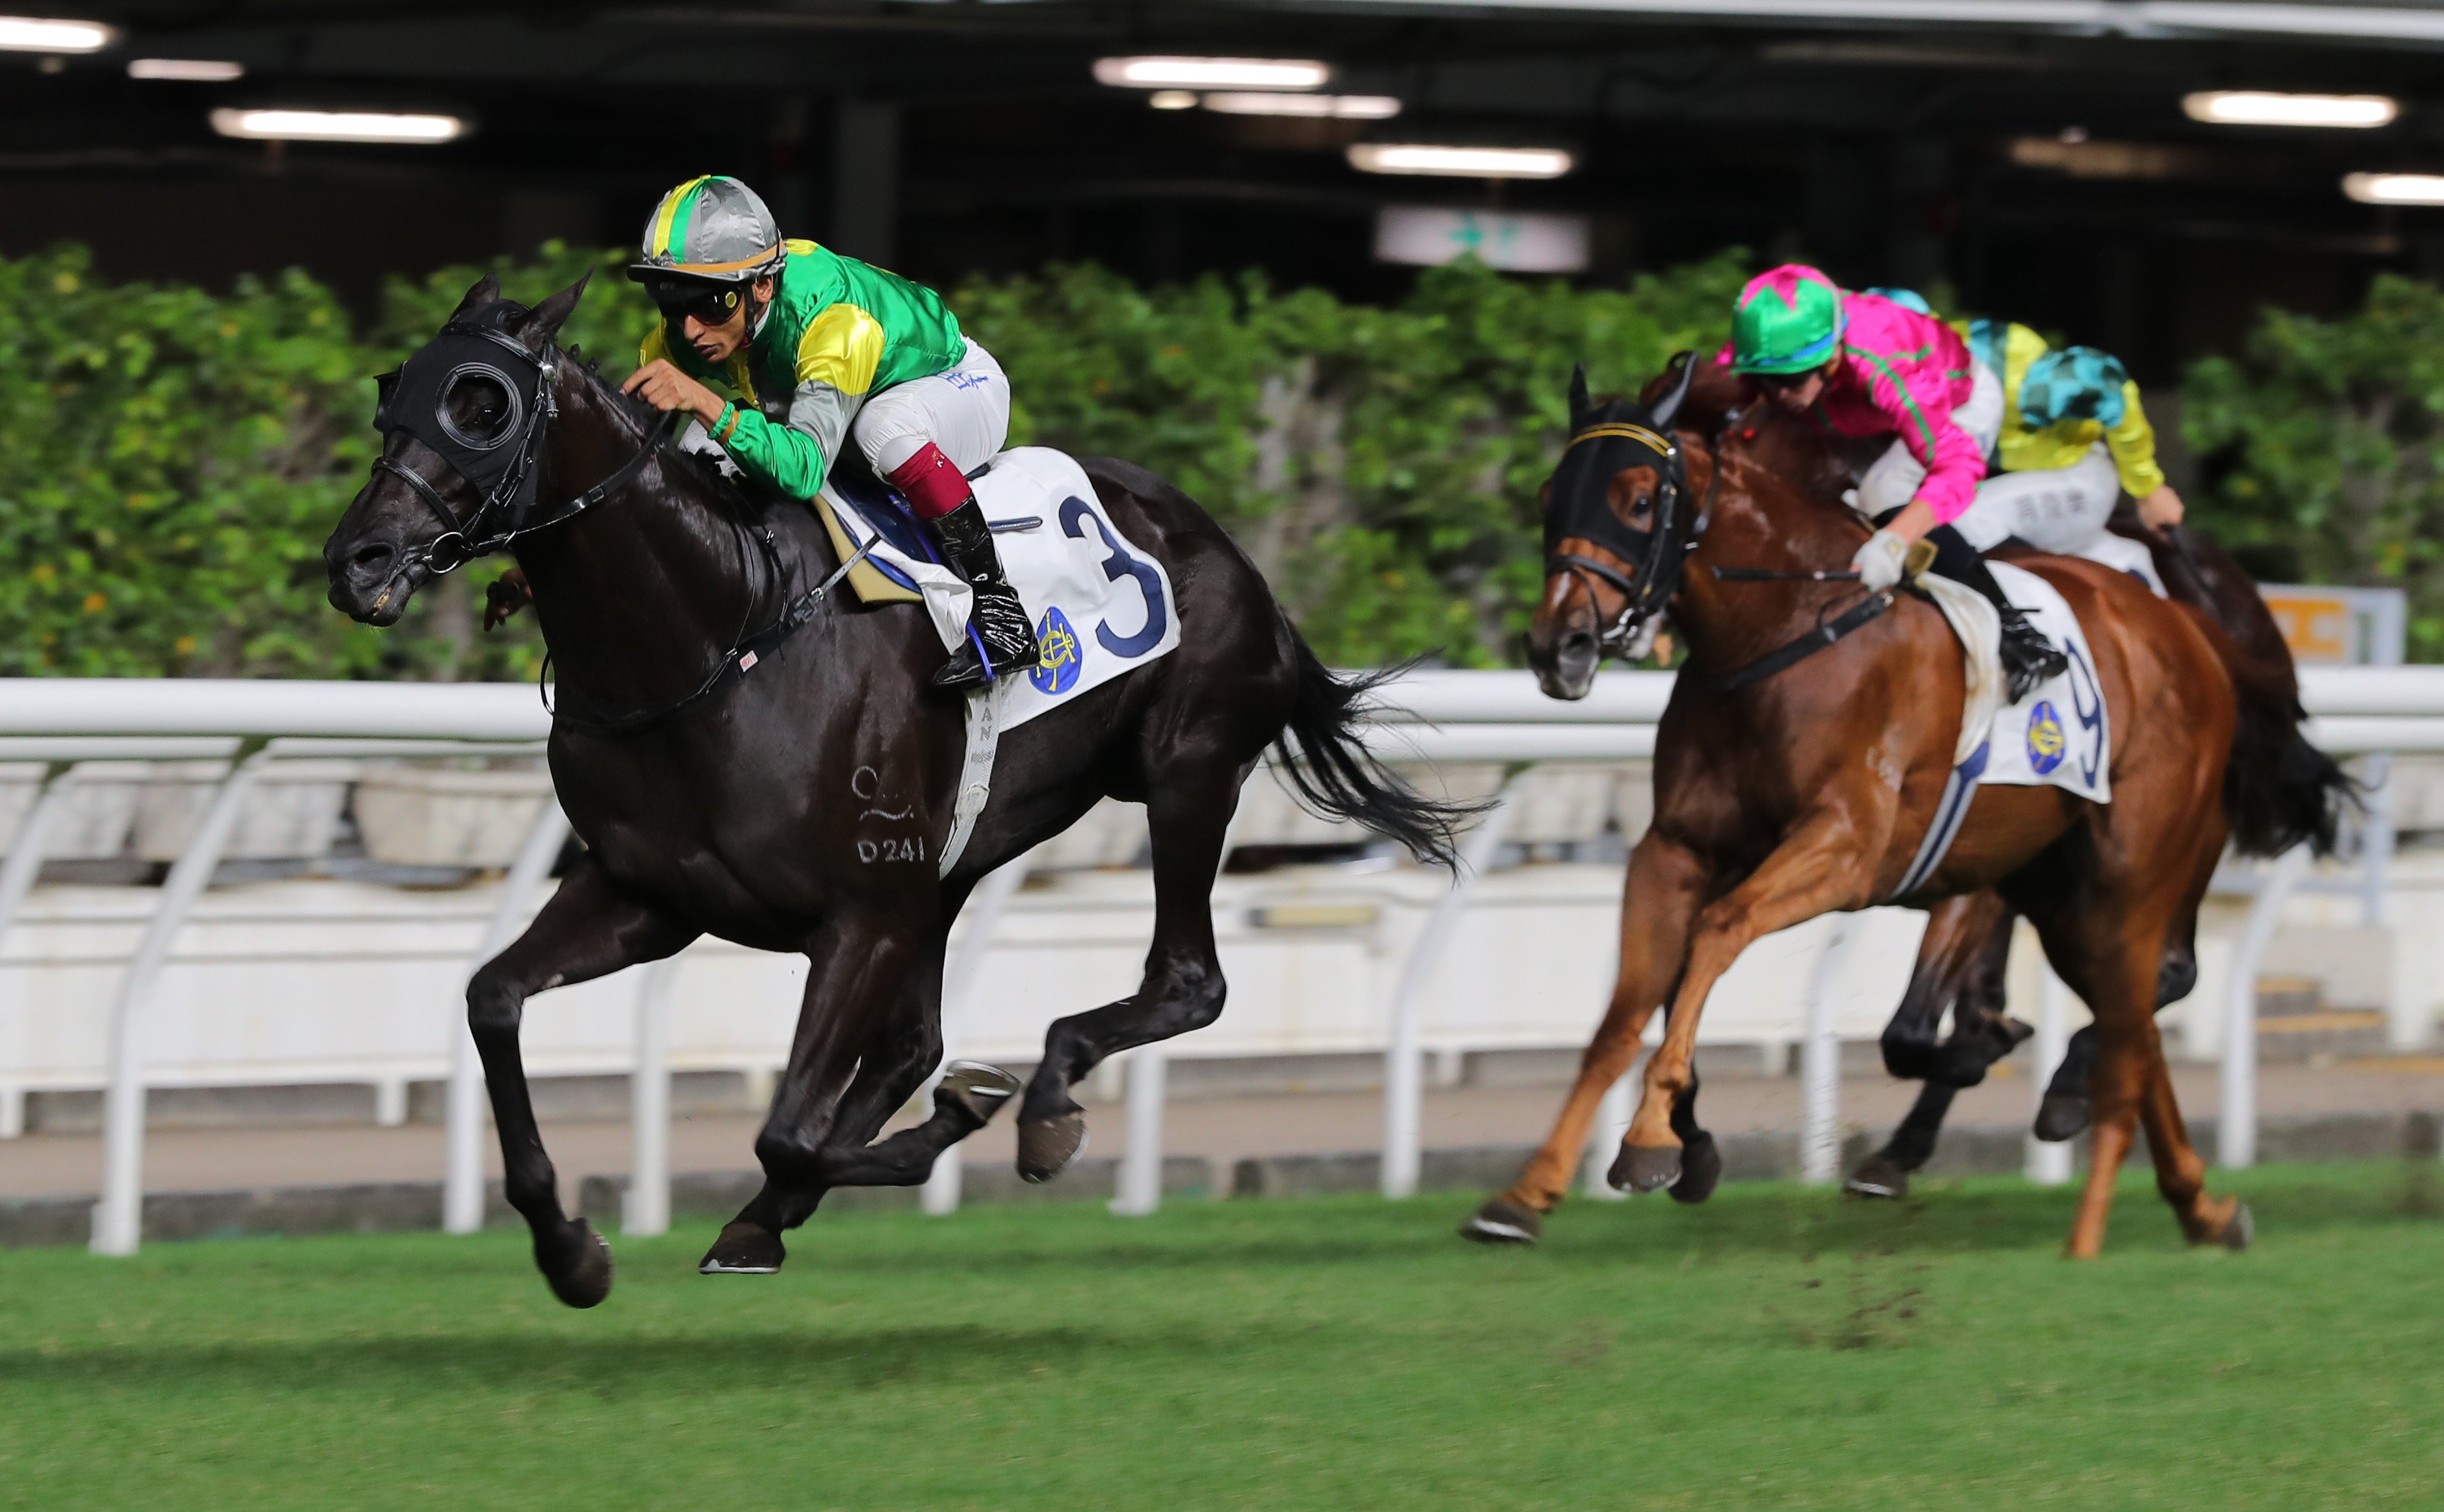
[1853,356,2005,518]
[1950,444,2124,553]
[852,337,1010,477]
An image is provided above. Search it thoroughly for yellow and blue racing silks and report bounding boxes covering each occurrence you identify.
[1954,318,2165,498]
[639,238,968,500]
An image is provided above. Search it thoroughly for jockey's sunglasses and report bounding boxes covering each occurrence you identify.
[646,280,746,331]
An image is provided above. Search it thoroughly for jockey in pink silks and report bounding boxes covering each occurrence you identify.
[1720,263,2067,699]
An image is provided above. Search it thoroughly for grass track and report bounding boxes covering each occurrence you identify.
[4,1163,2441,1511]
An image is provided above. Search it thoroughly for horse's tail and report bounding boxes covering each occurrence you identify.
[2215,636,2354,859]
[1271,621,1484,870]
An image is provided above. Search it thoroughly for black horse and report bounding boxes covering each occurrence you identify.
[324,273,1466,1306]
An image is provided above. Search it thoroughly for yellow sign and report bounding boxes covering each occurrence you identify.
[2259,590,2352,664]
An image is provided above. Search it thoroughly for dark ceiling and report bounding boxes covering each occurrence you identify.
[6,1,2441,376]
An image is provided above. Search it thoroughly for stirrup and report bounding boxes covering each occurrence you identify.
[1998,617,2068,702]
[932,592,1041,690]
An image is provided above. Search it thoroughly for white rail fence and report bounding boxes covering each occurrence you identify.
[1,669,2438,1251]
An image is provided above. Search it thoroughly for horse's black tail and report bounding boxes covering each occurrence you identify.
[2214,630,2355,860]
[1271,622,1486,870]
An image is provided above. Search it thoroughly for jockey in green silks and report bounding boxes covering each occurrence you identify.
[618,174,1037,689]
[1949,318,2186,553]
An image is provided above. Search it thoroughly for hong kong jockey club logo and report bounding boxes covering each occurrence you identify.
[2024,699,2067,775]
[1030,606,1082,695]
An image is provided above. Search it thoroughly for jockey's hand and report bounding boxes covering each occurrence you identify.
[619,360,727,429]
[484,568,531,631]
[1852,529,1911,591]
[2137,484,2185,535]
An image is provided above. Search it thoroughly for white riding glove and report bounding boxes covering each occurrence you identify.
[1851,529,1911,592]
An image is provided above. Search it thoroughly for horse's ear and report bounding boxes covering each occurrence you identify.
[451,273,501,320]
[516,269,592,351]
[1651,350,1699,431]
[1568,362,1589,425]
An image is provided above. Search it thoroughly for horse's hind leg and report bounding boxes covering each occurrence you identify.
[2036,907,2200,1142]
[466,857,698,1307]
[1015,757,1253,1182]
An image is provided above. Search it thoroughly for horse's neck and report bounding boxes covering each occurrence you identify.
[516,379,770,701]
[1674,451,1871,677]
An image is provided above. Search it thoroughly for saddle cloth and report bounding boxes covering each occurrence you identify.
[812,446,1183,733]
[1895,559,2111,897]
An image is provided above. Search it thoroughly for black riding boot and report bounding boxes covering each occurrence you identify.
[1921,524,2068,701]
[926,497,1041,690]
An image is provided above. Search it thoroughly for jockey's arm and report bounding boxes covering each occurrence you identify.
[2105,380,2184,530]
[711,303,883,501]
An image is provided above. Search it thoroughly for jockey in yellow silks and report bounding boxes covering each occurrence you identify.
[618,174,1037,689]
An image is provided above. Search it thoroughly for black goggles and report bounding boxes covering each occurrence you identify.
[646,279,748,330]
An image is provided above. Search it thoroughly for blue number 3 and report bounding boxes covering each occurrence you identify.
[1060,496,1166,658]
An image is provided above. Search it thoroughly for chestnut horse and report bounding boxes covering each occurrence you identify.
[1465,356,2341,1256]
[1847,520,2345,1198]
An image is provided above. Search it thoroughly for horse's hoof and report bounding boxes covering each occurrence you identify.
[1845,1152,1910,1201]
[1017,1113,1088,1183]
[1459,1198,1543,1245]
[698,1220,785,1275]
[2219,1202,2254,1252]
[1668,1131,1722,1204]
[539,1219,614,1309]
[2033,1094,2091,1142]
[936,1060,1023,1129]
[1609,1142,1682,1194]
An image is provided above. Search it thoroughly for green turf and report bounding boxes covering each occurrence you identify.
[3,1163,2441,1511]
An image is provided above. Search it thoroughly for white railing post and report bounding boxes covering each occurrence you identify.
[2026,959,2074,1187]
[91,742,270,1256]
[1109,1046,1168,1216]
[444,798,570,1235]
[0,760,75,950]
[923,850,1036,1216]
[1383,770,1525,1200]
[623,954,683,1238]
[1800,915,1855,1186]
[2221,844,2308,1170]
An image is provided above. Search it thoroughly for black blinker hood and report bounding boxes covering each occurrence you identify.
[372,299,552,519]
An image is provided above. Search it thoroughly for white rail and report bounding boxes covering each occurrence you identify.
[2,668,2435,1246]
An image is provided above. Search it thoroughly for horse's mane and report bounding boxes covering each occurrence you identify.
[557,343,787,531]
[1631,357,1878,519]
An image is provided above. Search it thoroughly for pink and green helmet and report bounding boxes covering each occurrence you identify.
[1731,264,1847,375]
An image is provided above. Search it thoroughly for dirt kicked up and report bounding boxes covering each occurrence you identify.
[3,1162,2439,1511]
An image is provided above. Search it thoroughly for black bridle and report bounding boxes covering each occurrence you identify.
[370,301,657,577]
[1541,353,1709,657]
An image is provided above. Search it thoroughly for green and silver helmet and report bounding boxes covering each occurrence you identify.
[1730,264,1847,375]
[627,175,785,327]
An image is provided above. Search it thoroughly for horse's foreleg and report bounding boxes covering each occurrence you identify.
[700,911,927,1276]
[1462,833,1705,1242]
[1616,815,1880,1194]
[466,857,699,1308]
[1016,757,1253,1183]
[1852,892,2020,1198]
[808,936,1025,1188]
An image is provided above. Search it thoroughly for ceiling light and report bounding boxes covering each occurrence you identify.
[1093,56,1330,91]
[1148,90,1197,110]
[2343,172,2444,206]
[129,58,242,81]
[0,15,114,51]
[209,108,467,144]
[1347,144,1573,179]
[2185,91,2397,128]
[1204,92,1401,120]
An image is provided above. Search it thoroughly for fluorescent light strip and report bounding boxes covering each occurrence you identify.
[209,108,466,144]
[1093,56,1330,90]
[129,58,244,81]
[2343,172,2444,205]
[1317,0,2444,43]
[1204,92,1401,120]
[1349,144,1573,178]
[2185,91,2397,127]
[0,14,115,51]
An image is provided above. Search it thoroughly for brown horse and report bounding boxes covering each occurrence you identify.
[1466,357,2342,1257]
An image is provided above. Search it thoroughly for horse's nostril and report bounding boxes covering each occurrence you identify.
[350,543,395,572]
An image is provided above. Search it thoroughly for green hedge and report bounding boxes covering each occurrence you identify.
[6,240,2430,676]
